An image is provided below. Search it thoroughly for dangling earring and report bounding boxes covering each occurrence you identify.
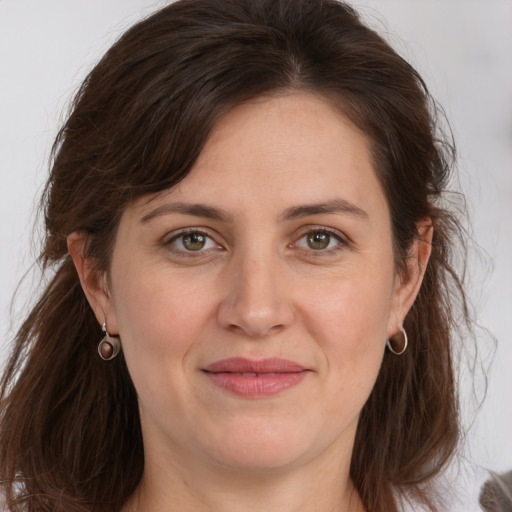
[386,326,408,356]
[98,321,121,361]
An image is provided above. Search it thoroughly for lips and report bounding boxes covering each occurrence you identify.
[203,357,308,397]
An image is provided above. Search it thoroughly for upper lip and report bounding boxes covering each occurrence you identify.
[203,357,306,374]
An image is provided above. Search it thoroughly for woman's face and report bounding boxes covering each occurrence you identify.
[94,93,423,475]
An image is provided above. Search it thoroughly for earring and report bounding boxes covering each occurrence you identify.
[97,321,121,361]
[386,326,408,356]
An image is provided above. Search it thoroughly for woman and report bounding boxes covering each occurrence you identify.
[0,0,470,510]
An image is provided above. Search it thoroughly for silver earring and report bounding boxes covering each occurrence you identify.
[98,321,121,361]
[386,326,408,356]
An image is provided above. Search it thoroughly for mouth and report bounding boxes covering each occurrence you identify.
[202,357,309,397]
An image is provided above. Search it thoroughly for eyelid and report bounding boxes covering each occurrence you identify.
[291,226,351,252]
[163,227,224,253]
[163,226,211,242]
[161,225,350,256]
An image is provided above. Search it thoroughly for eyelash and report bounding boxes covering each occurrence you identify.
[292,227,348,256]
[163,228,222,256]
[162,227,349,257]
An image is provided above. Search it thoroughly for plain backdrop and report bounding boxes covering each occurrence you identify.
[1,1,511,508]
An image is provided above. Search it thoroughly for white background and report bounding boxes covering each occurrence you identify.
[1,1,511,508]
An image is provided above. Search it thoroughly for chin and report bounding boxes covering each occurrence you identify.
[202,417,326,472]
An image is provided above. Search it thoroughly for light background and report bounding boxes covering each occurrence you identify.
[1,1,511,508]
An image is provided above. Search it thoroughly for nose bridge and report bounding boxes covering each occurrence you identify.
[217,239,294,337]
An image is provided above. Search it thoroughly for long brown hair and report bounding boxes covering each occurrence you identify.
[1,1,469,510]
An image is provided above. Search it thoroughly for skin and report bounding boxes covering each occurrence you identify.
[69,92,432,512]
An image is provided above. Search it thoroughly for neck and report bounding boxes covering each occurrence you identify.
[122,447,365,512]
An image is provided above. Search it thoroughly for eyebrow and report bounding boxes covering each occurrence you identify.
[279,199,368,221]
[140,202,234,224]
[140,198,368,224]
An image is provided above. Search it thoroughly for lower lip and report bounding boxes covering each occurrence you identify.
[204,371,308,397]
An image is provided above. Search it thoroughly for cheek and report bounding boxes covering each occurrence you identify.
[110,265,215,384]
[299,267,393,382]
[109,268,223,434]
[305,274,392,341]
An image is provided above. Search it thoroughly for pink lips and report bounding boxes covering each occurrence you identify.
[203,357,308,397]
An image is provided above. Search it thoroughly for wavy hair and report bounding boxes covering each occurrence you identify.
[1,1,470,510]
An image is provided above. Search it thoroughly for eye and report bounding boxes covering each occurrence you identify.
[295,229,344,252]
[166,230,219,252]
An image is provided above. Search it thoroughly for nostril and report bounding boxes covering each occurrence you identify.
[226,318,285,339]
[217,294,294,339]
[216,259,295,337]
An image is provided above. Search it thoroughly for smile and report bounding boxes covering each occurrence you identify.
[202,357,309,397]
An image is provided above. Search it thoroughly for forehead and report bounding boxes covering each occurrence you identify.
[199,92,372,171]
[133,92,387,221]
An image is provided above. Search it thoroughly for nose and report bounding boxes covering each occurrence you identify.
[216,251,295,338]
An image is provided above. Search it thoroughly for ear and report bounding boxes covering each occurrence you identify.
[387,218,433,338]
[67,231,119,335]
